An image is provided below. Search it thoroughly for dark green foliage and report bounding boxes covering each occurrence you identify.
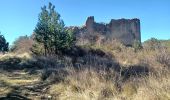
[33,2,75,56]
[0,32,9,53]
[31,42,45,55]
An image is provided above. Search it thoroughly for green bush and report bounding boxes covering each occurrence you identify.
[0,32,9,53]
[33,2,75,56]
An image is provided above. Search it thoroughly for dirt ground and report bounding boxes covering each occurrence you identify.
[0,70,52,100]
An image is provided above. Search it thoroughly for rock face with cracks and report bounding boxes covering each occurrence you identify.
[69,16,141,46]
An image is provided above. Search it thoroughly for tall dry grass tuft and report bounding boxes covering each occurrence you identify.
[133,69,170,100]
[45,39,170,100]
[48,68,119,100]
[47,67,170,100]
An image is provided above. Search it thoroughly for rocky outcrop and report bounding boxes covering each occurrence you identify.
[69,16,141,46]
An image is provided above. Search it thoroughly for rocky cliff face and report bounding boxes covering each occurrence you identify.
[69,16,141,46]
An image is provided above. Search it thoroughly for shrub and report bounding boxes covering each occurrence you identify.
[133,39,142,52]
[156,50,170,68]
[10,35,33,53]
[143,38,163,50]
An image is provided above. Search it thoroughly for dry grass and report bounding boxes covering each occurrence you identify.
[0,70,40,99]
[48,68,118,100]
[0,87,12,96]
[0,52,32,61]
[0,40,170,99]
[0,75,39,86]
[47,67,170,100]
[133,70,170,100]
[46,41,170,100]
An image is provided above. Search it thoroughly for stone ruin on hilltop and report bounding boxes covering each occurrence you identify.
[69,16,141,46]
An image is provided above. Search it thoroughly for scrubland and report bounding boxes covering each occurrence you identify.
[0,40,170,100]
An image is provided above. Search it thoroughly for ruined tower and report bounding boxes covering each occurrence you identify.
[70,16,141,46]
[108,18,141,45]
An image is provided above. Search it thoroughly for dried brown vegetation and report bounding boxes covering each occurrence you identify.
[0,39,170,100]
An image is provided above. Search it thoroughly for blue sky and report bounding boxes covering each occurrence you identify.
[0,0,169,45]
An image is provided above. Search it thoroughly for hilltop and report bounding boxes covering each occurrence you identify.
[69,16,141,46]
[0,2,169,100]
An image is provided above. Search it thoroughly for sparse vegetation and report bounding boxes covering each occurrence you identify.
[10,35,33,53]
[143,37,164,51]
[0,2,170,100]
[0,38,170,99]
[133,39,142,52]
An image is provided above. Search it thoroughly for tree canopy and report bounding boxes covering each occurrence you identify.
[33,2,75,56]
[0,32,9,53]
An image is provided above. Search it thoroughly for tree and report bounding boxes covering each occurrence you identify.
[34,2,75,56]
[0,32,9,53]
[10,35,33,53]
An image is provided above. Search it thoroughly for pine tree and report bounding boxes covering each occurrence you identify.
[0,32,9,53]
[34,2,75,56]
[34,5,49,56]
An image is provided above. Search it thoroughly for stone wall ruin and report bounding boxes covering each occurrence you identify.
[69,16,141,46]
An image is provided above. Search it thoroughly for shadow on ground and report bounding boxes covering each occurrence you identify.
[121,65,149,81]
[0,93,31,100]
